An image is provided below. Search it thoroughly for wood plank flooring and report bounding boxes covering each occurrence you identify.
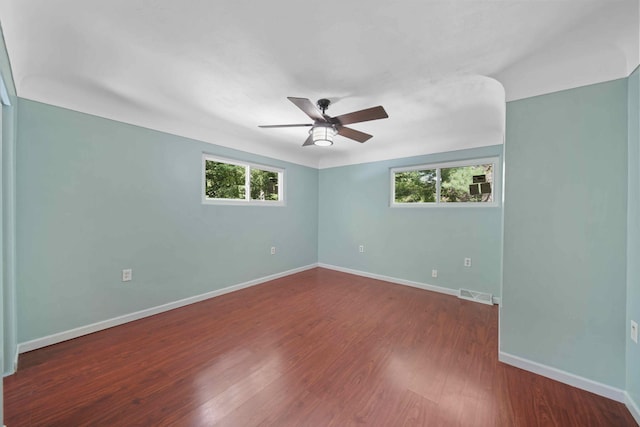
[4,268,637,426]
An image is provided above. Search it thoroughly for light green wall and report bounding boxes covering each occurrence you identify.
[16,99,318,342]
[0,23,18,425]
[502,79,628,388]
[627,66,640,407]
[318,145,503,296]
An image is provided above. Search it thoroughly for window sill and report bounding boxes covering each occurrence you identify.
[202,198,285,207]
[390,202,499,208]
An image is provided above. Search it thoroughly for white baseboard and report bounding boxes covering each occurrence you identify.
[2,345,20,377]
[625,391,640,425]
[16,264,318,355]
[499,351,626,403]
[318,263,500,305]
[319,262,458,296]
[13,344,19,371]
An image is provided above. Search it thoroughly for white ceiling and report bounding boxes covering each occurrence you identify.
[1,1,638,168]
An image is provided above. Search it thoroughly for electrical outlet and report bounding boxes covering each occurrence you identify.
[122,269,132,282]
[632,320,638,344]
[270,246,276,255]
[359,245,364,253]
[432,269,438,278]
[464,258,472,267]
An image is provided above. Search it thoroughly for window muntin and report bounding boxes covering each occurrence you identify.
[202,155,284,205]
[391,157,498,207]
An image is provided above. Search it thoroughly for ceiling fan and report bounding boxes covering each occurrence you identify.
[259,97,388,147]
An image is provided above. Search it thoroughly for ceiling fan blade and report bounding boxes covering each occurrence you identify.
[333,106,388,126]
[302,134,314,146]
[337,126,373,143]
[287,97,327,122]
[258,124,313,128]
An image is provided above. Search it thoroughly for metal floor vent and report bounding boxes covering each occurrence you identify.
[458,289,493,305]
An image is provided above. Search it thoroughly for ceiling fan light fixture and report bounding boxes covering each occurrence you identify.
[311,125,336,146]
[259,97,387,146]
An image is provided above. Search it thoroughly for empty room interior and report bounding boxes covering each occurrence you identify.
[0,1,639,426]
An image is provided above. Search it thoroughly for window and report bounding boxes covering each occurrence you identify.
[391,157,499,207]
[202,154,284,205]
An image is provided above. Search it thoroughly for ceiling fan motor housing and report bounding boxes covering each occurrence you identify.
[317,98,331,114]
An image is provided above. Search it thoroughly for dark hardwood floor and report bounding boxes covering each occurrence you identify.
[4,268,637,426]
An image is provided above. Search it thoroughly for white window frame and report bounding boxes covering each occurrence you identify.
[202,154,285,206]
[390,156,500,208]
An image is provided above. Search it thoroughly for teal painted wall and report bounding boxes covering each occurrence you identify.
[502,79,628,388]
[318,145,503,297]
[16,99,318,343]
[0,23,18,423]
[627,66,640,408]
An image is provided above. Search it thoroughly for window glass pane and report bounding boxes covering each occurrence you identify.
[440,164,493,203]
[394,169,437,203]
[250,168,279,201]
[204,160,246,199]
